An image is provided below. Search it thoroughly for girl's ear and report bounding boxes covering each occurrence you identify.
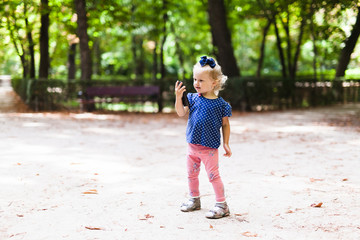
[212,79,217,89]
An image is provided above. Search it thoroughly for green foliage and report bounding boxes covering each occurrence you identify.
[1,0,360,80]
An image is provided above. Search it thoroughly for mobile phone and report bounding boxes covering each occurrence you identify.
[177,81,189,106]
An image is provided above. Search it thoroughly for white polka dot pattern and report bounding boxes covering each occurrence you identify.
[186,93,232,149]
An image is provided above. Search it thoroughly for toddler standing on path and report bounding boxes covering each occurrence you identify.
[174,56,232,219]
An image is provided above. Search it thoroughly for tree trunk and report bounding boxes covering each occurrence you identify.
[138,38,145,83]
[256,18,272,78]
[24,4,35,79]
[27,23,36,79]
[92,38,101,76]
[6,15,28,78]
[39,0,49,79]
[152,41,158,82]
[131,35,145,84]
[283,13,293,80]
[207,0,240,78]
[67,43,77,80]
[75,0,92,81]
[158,1,168,113]
[273,15,287,78]
[131,34,138,80]
[290,17,306,80]
[336,6,360,78]
[310,14,318,80]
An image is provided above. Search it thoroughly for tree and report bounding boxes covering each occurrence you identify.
[67,36,77,80]
[39,0,50,79]
[257,18,272,78]
[24,2,35,78]
[207,0,240,78]
[336,6,360,77]
[3,1,30,78]
[75,0,92,81]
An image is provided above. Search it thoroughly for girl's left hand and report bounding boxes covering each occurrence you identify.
[223,143,232,157]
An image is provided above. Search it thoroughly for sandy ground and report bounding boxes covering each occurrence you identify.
[1,79,360,239]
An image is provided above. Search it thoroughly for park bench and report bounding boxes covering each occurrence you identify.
[78,85,160,111]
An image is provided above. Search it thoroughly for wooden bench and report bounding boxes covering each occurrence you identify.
[78,85,160,111]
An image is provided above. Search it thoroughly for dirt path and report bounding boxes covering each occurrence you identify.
[0,77,29,113]
[0,80,360,239]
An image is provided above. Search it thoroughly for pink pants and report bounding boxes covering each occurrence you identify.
[187,143,225,202]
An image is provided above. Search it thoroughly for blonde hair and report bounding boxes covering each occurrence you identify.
[193,57,228,96]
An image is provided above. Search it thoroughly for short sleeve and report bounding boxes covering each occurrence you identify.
[187,93,195,108]
[222,102,232,117]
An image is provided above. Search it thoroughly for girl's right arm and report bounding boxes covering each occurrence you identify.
[174,81,189,117]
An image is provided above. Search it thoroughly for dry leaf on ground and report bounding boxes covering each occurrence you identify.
[242,231,258,237]
[311,202,323,208]
[85,226,104,230]
[82,189,98,194]
[310,178,324,182]
[139,214,154,220]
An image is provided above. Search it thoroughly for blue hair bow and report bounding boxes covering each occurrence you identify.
[199,56,216,68]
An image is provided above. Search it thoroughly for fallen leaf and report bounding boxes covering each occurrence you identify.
[235,212,248,216]
[82,189,98,194]
[17,214,24,217]
[242,231,258,237]
[310,178,324,182]
[85,226,104,230]
[139,214,154,220]
[311,202,323,208]
[160,226,165,228]
[209,224,213,229]
[286,210,294,214]
[342,178,348,181]
[236,217,249,223]
[17,163,21,165]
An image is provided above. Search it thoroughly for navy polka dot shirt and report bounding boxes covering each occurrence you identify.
[186,93,232,149]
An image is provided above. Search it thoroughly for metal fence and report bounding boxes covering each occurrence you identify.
[11,77,360,112]
[221,78,360,111]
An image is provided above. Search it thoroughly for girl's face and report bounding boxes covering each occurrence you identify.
[193,70,217,98]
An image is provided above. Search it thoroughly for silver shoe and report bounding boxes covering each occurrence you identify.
[205,202,230,219]
[180,197,201,212]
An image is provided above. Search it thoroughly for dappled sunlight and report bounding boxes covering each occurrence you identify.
[157,128,183,137]
[82,127,122,135]
[264,125,334,134]
[1,105,360,239]
[347,139,360,146]
[230,125,248,134]
[22,122,50,128]
[70,113,118,121]
[0,173,27,186]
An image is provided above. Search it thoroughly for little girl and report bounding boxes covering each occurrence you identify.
[174,56,232,219]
